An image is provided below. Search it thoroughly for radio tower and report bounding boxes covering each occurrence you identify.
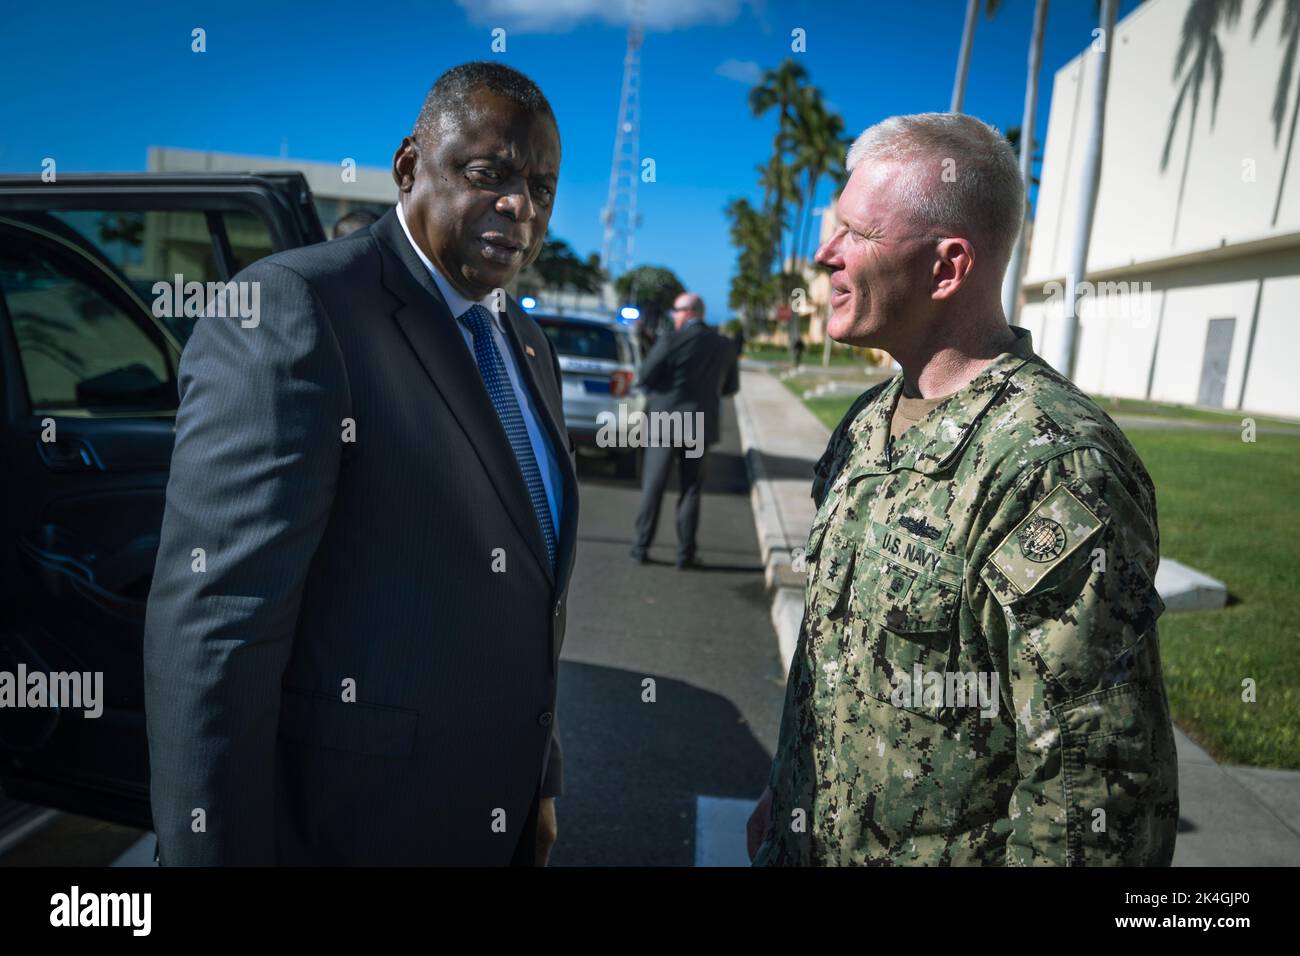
[600,0,644,280]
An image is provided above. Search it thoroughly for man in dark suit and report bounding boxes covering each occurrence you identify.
[630,293,739,569]
[143,62,577,865]
[331,209,378,239]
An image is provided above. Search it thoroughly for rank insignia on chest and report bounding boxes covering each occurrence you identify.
[887,570,914,599]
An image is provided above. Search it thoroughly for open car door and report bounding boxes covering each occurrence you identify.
[0,173,325,828]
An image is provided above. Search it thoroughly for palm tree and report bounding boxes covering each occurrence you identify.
[788,87,848,274]
[1252,0,1300,227]
[784,88,848,366]
[782,94,814,281]
[1058,0,1118,379]
[755,154,801,350]
[951,0,1003,112]
[1001,0,1049,327]
[749,59,809,271]
[756,154,798,274]
[750,61,852,353]
[1163,0,1244,245]
[726,198,776,339]
[782,97,810,275]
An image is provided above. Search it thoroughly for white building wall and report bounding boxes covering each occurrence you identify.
[1023,249,1300,415]
[1242,274,1300,416]
[1021,0,1300,416]
[1071,285,1164,399]
[1147,280,1253,406]
[1017,300,1048,349]
[1026,0,1300,282]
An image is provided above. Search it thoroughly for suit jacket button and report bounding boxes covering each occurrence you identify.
[538,712,553,726]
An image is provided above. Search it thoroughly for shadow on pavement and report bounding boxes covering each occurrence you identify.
[746,451,819,482]
[548,661,773,867]
[574,448,753,496]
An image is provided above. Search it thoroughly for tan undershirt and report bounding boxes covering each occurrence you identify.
[889,391,953,441]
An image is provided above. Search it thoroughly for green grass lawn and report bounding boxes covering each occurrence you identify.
[803,394,860,431]
[1128,428,1300,769]
[744,342,881,368]
[789,380,1300,768]
[781,375,874,430]
[1092,395,1300,430]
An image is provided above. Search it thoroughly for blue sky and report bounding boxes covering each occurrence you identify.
[0,0,1142,323]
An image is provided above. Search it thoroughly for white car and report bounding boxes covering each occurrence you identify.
[534,311,645,478]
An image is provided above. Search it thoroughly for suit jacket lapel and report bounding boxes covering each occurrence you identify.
[373,209,555,583]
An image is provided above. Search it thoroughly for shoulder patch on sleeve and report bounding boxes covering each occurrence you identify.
[982,482,1105,604]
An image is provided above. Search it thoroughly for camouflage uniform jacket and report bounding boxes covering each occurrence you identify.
[754,326,1179,866]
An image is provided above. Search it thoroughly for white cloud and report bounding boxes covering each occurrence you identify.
[455,0,747,34]
[715,58,762,85]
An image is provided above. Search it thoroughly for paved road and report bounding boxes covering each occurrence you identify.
[549,398,786,866]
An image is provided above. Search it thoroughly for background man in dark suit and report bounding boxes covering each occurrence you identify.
[143,62,577,865]
[630,293,739,569]
[331,209,379,239]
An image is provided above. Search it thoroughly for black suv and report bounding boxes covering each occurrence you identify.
[0,173,325,829]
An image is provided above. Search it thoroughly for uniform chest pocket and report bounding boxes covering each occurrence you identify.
[804,490,857,620]
[848,556,966,717]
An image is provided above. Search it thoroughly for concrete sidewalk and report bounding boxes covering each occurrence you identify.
[734,366,1300,866]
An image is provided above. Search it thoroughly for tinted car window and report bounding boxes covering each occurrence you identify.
[0,236,175,414]
[539,319,620,362]
[43,208,276,345]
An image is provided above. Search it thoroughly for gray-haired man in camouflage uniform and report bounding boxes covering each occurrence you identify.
[748,113,1178,866]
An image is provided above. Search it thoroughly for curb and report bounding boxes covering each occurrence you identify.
[733,367,831,677]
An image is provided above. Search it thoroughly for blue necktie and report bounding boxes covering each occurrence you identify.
[458,304,557,571]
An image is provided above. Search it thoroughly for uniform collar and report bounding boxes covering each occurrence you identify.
[394,201,503,332]
[849,326,1038,481]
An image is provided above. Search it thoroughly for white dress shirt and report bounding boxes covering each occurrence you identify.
[395,202,564,545]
